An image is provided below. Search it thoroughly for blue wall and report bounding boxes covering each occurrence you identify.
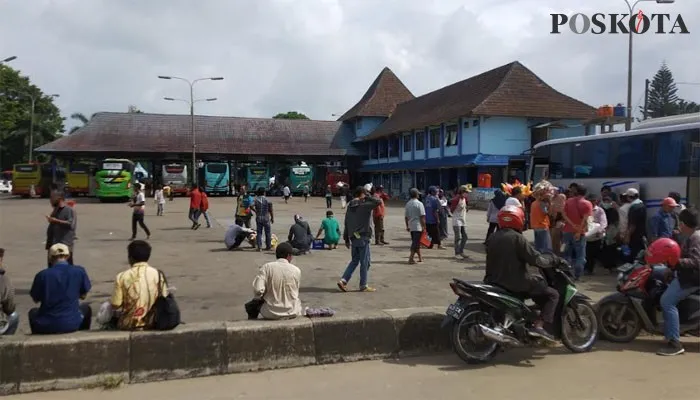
[460,117,479,154]
[479,117,530,155]
[355,117,386,138]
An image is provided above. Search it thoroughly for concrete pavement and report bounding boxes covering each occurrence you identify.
[10,337,700,400]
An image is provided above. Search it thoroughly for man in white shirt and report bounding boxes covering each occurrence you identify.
[224,223,256,250]
[128,185,150,240]
[451,185,470,259]
[283,186,291,203]
[250,242,302,320]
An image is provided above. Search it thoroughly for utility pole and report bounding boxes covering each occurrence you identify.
[643,79,650,120]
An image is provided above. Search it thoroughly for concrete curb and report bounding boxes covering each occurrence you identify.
[0,307,450,395]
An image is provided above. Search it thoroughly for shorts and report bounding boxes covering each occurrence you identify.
[284,195,290,200]
[410,231,422,252]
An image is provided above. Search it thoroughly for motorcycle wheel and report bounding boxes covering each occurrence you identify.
[560,300,598,353]
[596,300,642,343]
[451,309,500,364]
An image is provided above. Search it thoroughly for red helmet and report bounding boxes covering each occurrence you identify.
[645,238,681,267]
[497,205,525,231]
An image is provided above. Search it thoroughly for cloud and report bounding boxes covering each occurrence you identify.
[0,0,698,131]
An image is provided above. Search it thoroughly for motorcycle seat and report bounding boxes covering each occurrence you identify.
[455,279,523,298]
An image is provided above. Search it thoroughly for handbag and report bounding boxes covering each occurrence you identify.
[146,270,181,330]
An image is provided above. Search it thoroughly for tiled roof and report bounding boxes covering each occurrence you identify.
[364,61,596,140]
[36,112,362,157]
[337,67,415,121]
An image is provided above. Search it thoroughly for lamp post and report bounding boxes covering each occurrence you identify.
[0,56,17,64]
[23,93,60,163]
[624,0,675,130]
[158,76,223,185]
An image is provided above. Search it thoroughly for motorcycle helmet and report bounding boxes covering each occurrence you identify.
[645,238,681,267]
[497,205,525,231]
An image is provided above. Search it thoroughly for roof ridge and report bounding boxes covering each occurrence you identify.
[471,61,520,113]
[337,67,414,121]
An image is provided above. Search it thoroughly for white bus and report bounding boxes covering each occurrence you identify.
[162,163,188,195]
[528,121,700,212]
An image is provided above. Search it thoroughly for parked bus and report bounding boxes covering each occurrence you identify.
[162,163,188,195]
[11,163,64,197]
[326,170,349,195]
[66,162,91,197]
[203,162,230,195]
[247,166,269,192]
[289,163,313,194]
[95,158,135,201]
[528,121,700,215]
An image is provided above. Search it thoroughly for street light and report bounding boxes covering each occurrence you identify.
[22,93,59,163]
[158,75,224,185]
[624,0,675,130]
[0,56,17,64]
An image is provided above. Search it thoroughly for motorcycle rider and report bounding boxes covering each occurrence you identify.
[484,205,561,341]
[646,207,700,356]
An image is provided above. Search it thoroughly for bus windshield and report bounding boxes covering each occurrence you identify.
[164,164,185,174]
[14,164,38,173]
[206,164,227,173]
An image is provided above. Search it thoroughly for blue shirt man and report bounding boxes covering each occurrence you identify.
[424,191,440,225]
[650,198,679,241]
[29,244,92,334]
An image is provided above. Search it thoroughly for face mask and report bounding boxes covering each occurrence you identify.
[601,202,612,209]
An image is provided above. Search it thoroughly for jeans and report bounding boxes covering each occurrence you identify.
[453,226,468,255]
[326,197,332,208]
[202,210,212,227]
[156,203,164,216]
[0,312,19,335]
[533,229,552,252]
[256,220,272,249]
[189,208,201,225]
[341,238,371,288]
[131,212,151,238]
[660,274,699,342]
[562,231,586,278]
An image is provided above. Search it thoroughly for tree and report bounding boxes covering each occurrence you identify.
[69,112,90,134]
[641,63,699,118]
[0,65,64,170]
[272,111,310,120]
[127,105,143,113]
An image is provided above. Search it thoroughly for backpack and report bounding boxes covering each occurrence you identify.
[146,270,181,330]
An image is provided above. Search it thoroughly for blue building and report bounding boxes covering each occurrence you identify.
[337,61,596,196]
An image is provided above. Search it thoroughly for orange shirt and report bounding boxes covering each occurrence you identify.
[530,199,550,230]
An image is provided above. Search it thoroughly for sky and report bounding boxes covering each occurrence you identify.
[0,0,698,132]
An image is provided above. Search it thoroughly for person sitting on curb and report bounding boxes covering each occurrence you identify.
[288,214,312,255]
[0,248,19,335]
[316,210,341,250]
[108,240,168,330]
[248,242,302,320]
[29,244,92,334]
[225,222,257,251]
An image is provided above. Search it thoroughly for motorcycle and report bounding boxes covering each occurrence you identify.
[597,261,700,342]
[441,256,598,363]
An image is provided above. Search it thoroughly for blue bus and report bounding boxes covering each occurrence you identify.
[247,166,270,192]
[204,162,230,195]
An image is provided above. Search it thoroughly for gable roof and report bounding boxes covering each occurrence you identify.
[364,61,596,140]
[337,67,415,121]
[36,112,362,157]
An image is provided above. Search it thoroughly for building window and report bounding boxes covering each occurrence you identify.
[415,130,425,151]
[368,141,377,159]
[378,138,388,158]
[389,135,400,158]
[445,124,458,147]
[429,127,440,148]
[472,119,480,127]
[356,118,363,130]
[403,133,412,152]
[463,120,469,129]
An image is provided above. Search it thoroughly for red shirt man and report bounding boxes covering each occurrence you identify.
[188,185,202,229]
[563,184,593,235]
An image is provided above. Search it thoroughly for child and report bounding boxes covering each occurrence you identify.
[154,185,165,216]
[316,210,341,249]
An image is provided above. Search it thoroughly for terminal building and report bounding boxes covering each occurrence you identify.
[37,60,596,196]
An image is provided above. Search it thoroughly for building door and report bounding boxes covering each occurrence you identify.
[531,127,549,146]
[416,171,425,190]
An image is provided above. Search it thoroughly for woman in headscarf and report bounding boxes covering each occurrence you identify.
[484,189,506,244]
[437,189,450,240]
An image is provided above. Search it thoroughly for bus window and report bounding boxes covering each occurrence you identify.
[548,143,572,179]
[14,164,37,173]
[654,130,692,177]
[611,135,654,177]
[207,164,227,173]
[573,140,610,178]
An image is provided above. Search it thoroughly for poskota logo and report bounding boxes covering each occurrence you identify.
[551,11,689,34]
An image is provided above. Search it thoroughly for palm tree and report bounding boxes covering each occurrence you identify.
[69,112,90,134]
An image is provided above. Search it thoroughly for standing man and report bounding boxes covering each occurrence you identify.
[129,184,151,240]
[451,185,469,259]
[199,186,212,228]
[624,188,647,261]
[302,184,310,203]
[236,186,254,228]
[405,188,426,264]
[337,186,381,292]
[650,197,679,242]
[283,185,291,204]
[325,185,333,209]
[372,185,390,246]
[254,187,275,251]
[188,183,202,230]
[45,190,77,265]
[424,186,444,249]
[561,183,593,279]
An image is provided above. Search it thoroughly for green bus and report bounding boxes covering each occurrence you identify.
[95,158,136,202]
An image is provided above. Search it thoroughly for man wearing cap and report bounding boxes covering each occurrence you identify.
[29,244,92,334]
[623,188,647,262]
[650,197,679,242]
[45,190,76,265]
